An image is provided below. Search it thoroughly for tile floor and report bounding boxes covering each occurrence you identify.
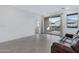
[0,34,61,53]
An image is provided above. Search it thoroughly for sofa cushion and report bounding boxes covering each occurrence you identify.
[71,40,79,52]
[51,42,75,53]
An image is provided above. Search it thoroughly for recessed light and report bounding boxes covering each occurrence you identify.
[66,7,70,10]
[57,10,59,11]
[61,8,65,9]
[61,7,70,10]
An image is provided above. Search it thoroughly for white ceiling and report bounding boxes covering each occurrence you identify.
[13,5,79,16]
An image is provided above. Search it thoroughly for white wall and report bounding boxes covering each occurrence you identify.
[0,6,39,42]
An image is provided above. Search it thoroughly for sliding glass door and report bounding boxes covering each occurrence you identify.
[44,16,62,36]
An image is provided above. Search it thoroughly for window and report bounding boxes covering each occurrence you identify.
[67,13,78,28]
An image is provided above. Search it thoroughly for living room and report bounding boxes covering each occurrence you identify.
[0,5,79,53]
[1,0,79,59]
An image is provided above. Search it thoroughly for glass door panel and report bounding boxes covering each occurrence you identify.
[46,16,61,36]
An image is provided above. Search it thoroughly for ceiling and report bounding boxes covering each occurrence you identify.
[13,5,79,16]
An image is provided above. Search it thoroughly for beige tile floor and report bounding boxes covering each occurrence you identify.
[0,34,60,53]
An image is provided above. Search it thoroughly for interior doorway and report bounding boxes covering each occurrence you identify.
[44,15,62,36]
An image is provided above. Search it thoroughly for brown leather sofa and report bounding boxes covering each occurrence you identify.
[51,40,79,53]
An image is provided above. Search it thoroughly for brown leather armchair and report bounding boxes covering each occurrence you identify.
[51,40,79,53]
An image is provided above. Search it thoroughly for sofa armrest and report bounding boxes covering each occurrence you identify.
[51,42,76,53]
